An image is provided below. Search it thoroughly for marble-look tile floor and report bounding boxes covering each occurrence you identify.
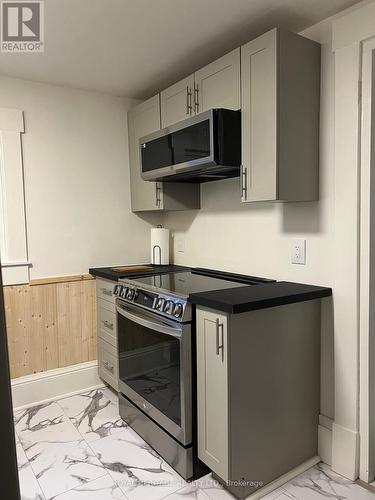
[14,386,375,500]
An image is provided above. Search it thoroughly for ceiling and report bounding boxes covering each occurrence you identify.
[0,0,361,98]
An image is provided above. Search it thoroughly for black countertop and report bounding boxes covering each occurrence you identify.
[89,264,190,282]
[189,281,332,314]
[90,264,332,314]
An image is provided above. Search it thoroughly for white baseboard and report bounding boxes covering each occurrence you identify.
[319,425,333,466]
[245,456,320,499]
[318,414,333,466]
[332,422,359,480]
[11,361,105,411]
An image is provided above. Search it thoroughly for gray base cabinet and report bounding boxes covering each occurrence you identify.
[196,301,321,499]
[241,28,321,202]
[197,309,228,481]
[96,278,119,391]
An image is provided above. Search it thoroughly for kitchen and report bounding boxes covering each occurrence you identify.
[0,1,374,499]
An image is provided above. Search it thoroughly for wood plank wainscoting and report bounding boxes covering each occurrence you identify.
[3,275,97,379]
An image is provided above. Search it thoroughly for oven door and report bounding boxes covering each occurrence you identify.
[117,301,192,446]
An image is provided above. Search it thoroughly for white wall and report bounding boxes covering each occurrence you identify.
[164,20,335,420]
[0,76,161,279]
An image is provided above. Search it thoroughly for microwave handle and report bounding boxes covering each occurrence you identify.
[117,304,182,339]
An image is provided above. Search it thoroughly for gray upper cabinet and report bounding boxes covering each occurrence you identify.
[161,50,241,128]
[241,28,321,202]
[128,28,320,211]
[161,75,195,128]
[128,95,200,212]
[194,49,241,114]
[128,95,162,212]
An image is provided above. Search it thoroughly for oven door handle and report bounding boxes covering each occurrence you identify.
[117,305,182,339]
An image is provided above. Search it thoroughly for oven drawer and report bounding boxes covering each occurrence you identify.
[98,338,118,391]
[97,302,117,346]
[96,278,117,304]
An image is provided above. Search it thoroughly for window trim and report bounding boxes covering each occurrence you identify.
[0,108,29,285]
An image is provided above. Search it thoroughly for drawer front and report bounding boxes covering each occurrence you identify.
[98,297,116,314]
[96,278,117,304]
[98,338,118,391]
[98,305,116,339]
[98,327,117,348]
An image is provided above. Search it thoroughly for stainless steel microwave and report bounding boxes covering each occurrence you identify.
[139,108,241,183]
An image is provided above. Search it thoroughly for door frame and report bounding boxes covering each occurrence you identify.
[331,1,375,481]
[359,36,375,484]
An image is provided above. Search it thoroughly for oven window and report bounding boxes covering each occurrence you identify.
[118,313,181,426]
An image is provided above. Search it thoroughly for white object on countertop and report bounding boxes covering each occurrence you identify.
[151,225,170,265]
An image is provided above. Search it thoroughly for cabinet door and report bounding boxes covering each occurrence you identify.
[194,49,240,114]
[128,95,163,212]
[197,307,228,481]
[241,29,277,202]
[160,75,194,128]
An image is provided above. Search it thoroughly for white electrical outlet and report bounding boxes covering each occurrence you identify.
[176,236,185,253]
[291,239,306,265]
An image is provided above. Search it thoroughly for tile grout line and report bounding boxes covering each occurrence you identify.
[16,396,103,500]
[48,472,117,500]
[160,484,212,500]
[54,389,133,500]
[19,443,47,500]
[74,417,133,500]
[54,395,114,497]
[15,406,50,500]
[16,388,192,500]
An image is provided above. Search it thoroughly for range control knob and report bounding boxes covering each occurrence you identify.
[126,288,135,300]
[163,300,174,314]
[155,298,165,311]
[120,286,127,298]
[173,303,183,318]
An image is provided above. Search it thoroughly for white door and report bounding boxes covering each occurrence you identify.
[127,95,163,212]
[160,75,194,128]
[241,29,277,202]
[196,307,228,481]
[194,49,241,114]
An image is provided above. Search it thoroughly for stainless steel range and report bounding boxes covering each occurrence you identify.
[114,269,270,480]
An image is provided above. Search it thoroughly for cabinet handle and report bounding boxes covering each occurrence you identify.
[155,182,162,208]
[102,319,114,330]
[241,166,247,201]
[101,288,112,297]
[103,361,114,374]
[216,319,224,360]
[186,86,193,115]
[194,83,199,114]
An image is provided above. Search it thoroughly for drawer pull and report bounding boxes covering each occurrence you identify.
[103,361,114,374]
[101,288,112,296]
[216,319,224,360]
[102,319,114,330]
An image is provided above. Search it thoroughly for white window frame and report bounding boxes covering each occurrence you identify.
[0,107,30,285]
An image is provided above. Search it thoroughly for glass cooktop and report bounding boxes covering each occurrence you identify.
[129,271,252,297]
